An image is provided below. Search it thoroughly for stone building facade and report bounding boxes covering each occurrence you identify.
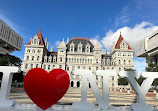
[0,19,23,54]
[22,29,134,88]
[135,30,158,65]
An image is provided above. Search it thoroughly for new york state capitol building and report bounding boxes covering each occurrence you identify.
[22,29,134,88]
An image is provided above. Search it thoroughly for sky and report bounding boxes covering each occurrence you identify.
[0,0,158,71]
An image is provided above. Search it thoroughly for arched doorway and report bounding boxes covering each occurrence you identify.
[71,81,74,88]
[89,83,91,88]
[77,81,80,88]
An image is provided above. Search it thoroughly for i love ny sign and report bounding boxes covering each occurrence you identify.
[0,66,158,111]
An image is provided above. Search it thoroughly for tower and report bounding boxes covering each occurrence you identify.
[22,28,49,73]
[111,33,134,72]
[93,40,102,72]
[57,38,66,70]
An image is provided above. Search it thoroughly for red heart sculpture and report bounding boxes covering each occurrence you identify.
[24,68,70,110]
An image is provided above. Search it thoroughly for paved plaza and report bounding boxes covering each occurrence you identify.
[9,88,158,108]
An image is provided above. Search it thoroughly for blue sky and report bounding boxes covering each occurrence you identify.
[0,0,158,71]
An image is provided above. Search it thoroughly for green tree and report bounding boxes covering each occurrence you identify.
[146,63,158,86]
[118,68,136,85]
[0,54,22,66]
[0,54,24,82]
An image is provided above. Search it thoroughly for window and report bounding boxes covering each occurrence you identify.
[119,67,121,71]
[32,56,34,60]
[89,66,91,70]
[67,67,69,71]
[112,77,114,81]
[71,46,73,51]
[31,64,33,68]
[107,67,109,69]
[124,60,126,65]
[79,47,81,51]
[129,60,131,65]
[32,49,35,53]
[37,56,39,61]
[103,67,105,70]
[37,49,40,53]
[27,49,30,53]
[43,65,46,69]
[83,66,86,69]
[48,65,50,70]
[78,66,80,69]
[53,65,55,68]
[69,58,71,63]
[60,57,62,62]
[112,83,114,86]
[25,64,28,69]
[59,65,62,69]
[36,64,38,68]
[96,66,98,70]
[87,47,89,52]
[26,56,29,60]
[34,39,36,44]
[119,60,121,64]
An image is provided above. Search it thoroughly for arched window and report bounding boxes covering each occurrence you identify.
[85,59,87,63]
[36,64,38,68]
[80,59,81,63]
[119,67,121,71]
[71,46,73,51]
[32,56,34,60]
[129,60,131,64]
[59,65,62,69]
[119,60,121,64]
[37,49,40,53]
[124,60,126,65]
[26,56,29,60]
[89,66,91,70]
[77,59,79,63]
[31,64,33,68]
[25,64,28,69]
[103,67,105,70]
[122,43,125,48]
[88,59,89,63]
[67,66,69,71]
[78,66,80,69]
[87,47,89,52]
[43,65,46,69]
[71,81,74,87]
[77,81,80,88]
[83,66,86,69]
[32,49,35,53]
[60,57,62,62]
[48,65,50,70]
[34,39,36,44]
[37,56,39,61]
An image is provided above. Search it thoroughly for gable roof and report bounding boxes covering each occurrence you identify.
[26,28,45,46]
[115,33,131,49]
[66,37,94,52]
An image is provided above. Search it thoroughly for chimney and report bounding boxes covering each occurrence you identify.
[67,37,69,44]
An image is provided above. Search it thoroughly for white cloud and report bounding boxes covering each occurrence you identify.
[115,6,130,27]
[101,21,158,51]
[134,57,146,72]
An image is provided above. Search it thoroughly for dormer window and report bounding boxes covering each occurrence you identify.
[34,39,37,44]
[87,47,89,52]
[71,46,73,51]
